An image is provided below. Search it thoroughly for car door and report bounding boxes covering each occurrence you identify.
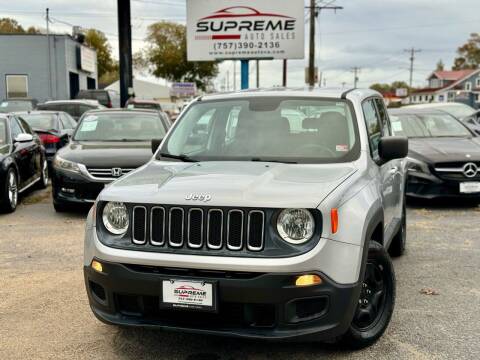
[9,116,35,188]
[17,116,43,179]
[362,99,395,232]
[373,98,404,221]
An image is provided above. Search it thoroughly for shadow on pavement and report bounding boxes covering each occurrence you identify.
[406,196,480,210]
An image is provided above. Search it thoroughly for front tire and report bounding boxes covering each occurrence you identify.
[1,168,19,213]
[36,158,49,190]
[339,241,396,349]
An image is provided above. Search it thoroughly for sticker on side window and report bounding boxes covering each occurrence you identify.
[336,144,349,152]
[80,119,98,132]
[392,121,403,132]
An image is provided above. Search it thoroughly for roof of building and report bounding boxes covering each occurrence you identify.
[428,69,477,81]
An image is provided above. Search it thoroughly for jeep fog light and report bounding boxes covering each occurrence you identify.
[277,209,315,244]
[102,202,129,235]
[295,274,322,287]
[91,260,103,273]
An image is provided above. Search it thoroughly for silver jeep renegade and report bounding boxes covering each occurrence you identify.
[84,88,408,348]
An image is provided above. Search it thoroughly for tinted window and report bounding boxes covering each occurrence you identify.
[0,100,34,113]
[362,100,382,158]
[0,119,7,145]
[390,113,472,138]
[161,98,359,163]
[74,113,166,141]
[374,98,391,136]
[17,117,34,134]
[10,117,24,138]
[20,114,57,131]
[61,113,77,129]
[78,105,93,116]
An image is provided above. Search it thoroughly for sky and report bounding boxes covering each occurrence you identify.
[3,0,479,90]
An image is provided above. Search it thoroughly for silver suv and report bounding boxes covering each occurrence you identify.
[83,88,408,348]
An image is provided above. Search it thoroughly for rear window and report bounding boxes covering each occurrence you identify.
[0,101,34,113]
[74,112,166,141]
[77,91,108,102]
[19,114,57,131]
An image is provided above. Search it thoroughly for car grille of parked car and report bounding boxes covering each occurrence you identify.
[434,162,480,181]
[131,206,265,252]
[87,167,135,179]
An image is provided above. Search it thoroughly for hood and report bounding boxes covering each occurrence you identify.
[100,161,358,209]
[409,137,480,163]
[58,141,152,168]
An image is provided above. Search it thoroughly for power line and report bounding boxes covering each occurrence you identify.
[404,47,422,102]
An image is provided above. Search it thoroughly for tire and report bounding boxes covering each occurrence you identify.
[36,158,49,190]
[339,241,396,349]
[53,202,70,213]
[1,168,19,213]
[389,199,406,257]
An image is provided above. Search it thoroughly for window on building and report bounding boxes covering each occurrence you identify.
[465,82,472,91]
[476,78,480,88]
[6,75,28,98]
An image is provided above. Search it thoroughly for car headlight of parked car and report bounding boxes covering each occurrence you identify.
[102,202,129,235]
[277,208,315,244]
[53,155,82,174]
[406,157,431,175]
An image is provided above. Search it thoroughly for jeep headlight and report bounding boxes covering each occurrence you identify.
[102,202,129,235]
[277,209,315,244]
[406,157,430,174]
[53,155,81,174]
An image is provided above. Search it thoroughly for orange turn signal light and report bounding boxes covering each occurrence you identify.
[295,274,322,287]
[331,208,339,234]
[91,260,103,273]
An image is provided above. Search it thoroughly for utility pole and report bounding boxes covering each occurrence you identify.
[404,47,422,103]
[117,0,133,107]
[351,67,361,88]
[282,60,287,87]
[307,1,343,87]
[45,8,52,99]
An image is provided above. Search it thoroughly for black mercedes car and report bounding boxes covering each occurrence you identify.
[389,108,480,200]
[15,111,77,168]
[52,109,170,211]
[0,114,48,213]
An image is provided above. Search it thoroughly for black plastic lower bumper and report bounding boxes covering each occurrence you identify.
[407,175,480,199]
[52,169,105,205]
[84,260,361,341]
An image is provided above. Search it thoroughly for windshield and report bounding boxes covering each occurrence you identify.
[20,114,57,131]
[438,104,476,119]
[390,113,472,138]
[0,101,33,113]
[74,112,166,141]
[0,119,7,145]
[158,97,359,163]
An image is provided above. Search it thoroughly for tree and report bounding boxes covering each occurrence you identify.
[370,83,392,94]
[145,21,219,91]
[436,59,445,71]
[84,29,118,83]
[453,33,480,70]
[0,18,40,34]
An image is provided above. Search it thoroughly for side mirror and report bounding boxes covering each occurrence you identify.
[151,138,162,154]
[379,136,408,162]
[14,133,34,143]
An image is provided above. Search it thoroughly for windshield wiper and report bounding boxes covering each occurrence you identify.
[250,157,297,164]
[159,153,198,162]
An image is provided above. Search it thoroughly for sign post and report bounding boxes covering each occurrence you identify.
[186,0,304,90]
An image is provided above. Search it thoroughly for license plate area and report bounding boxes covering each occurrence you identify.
[460,182,480,193]
[161,279,217,312]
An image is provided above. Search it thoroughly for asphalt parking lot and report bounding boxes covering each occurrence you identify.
[0,187,479,360]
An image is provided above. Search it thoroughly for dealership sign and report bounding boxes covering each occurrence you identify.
[77,45,96,73]
[171,82,197,97]
[186,0,305,61]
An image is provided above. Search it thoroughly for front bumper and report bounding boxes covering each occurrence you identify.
[407,173,480,199]
[84,260,360,341]
[52,168,107,205]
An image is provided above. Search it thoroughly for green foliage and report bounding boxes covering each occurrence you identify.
[436,59,445,71]
[453,33,480,70]
[144,21,219,91]
[84,29,118,80]
[0,18,40,34]
[370,81,410,95]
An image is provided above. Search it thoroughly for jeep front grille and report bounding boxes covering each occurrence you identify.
[132,206,265,252]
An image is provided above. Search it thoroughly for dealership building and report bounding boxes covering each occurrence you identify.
[0,33,98,103]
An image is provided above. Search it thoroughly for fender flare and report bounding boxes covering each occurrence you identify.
[358,207,384,284]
